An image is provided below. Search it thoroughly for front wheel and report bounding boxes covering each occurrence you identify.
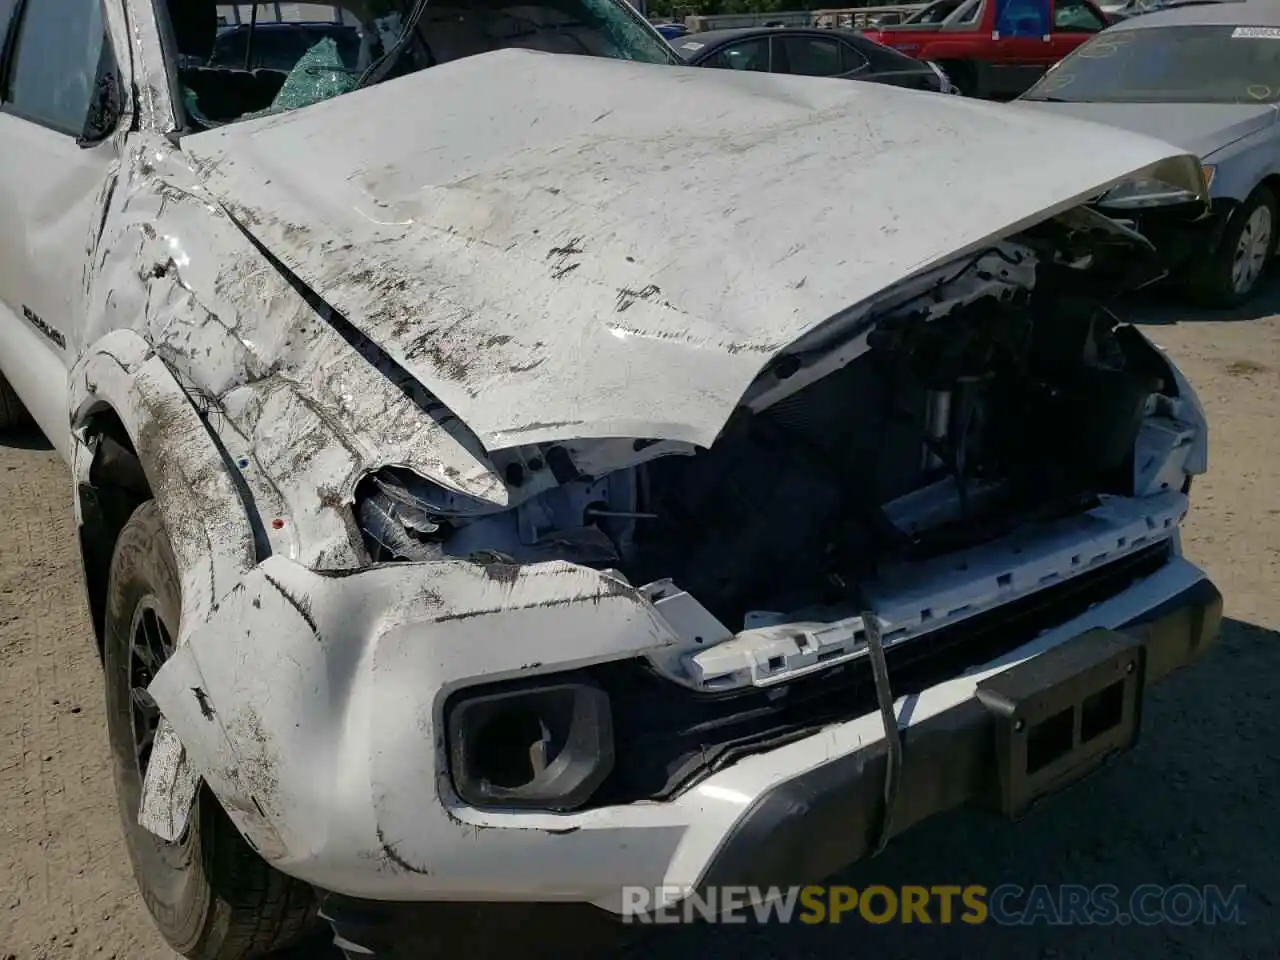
[1190,185,1277,308]
[103,501,318,958]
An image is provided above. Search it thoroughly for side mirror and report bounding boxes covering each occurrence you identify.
[79,53,125,146]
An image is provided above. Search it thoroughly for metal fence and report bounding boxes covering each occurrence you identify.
[811,4,928,27]
[213,2,929,37]
[682,4,926,32]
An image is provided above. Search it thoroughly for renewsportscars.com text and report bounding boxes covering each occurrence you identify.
[621,884,1248,926]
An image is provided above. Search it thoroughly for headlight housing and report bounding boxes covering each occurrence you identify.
[446,678,615,811]
[1095,155,1213,212]
[1097,178,1201,210]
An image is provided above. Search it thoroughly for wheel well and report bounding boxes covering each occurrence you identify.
[936,59,976,93]
[77,408,152,659]
[1258,174,1280,206]
[1218,176,1280,242]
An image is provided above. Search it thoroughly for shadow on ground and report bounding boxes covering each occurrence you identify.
[0,424,53,451]
[645,617,1278,960]
[281,618,1278,959]
[1122,272,1280,326]
[273,929,346,958]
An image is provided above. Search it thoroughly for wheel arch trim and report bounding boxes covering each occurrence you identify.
[69,329,258,844]
[70,329,258,631]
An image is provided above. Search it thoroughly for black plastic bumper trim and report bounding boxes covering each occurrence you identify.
[694,576,1222,892]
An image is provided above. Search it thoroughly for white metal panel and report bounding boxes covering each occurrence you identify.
[180,47,1200,452]
[0,301,71,457]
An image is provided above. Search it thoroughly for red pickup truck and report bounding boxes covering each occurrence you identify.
[861,0,1112,99]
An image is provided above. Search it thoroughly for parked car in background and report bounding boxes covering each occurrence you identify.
[1015,0,1280,305]
[672,26,956,92]
[861,0,1112,98]
[654,21,689,41]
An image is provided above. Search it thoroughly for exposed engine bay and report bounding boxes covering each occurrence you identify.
[355,239,1179,632]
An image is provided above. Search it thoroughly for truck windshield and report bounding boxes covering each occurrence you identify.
[175,0,676,130]
[1021,24,1280,104]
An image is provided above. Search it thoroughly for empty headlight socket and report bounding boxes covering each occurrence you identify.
[445,677,615,811]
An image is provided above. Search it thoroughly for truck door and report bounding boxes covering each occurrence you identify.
[989,0,1053,96]
[0,0,125,453]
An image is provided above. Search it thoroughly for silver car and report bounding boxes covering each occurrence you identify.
[1015,0,1280,306]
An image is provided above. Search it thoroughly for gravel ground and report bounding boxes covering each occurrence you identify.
[2,287,1278,959]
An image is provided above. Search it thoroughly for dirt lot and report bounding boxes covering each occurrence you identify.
[2,287,1278,959]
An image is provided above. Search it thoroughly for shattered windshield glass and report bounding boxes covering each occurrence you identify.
[177,0,677,130]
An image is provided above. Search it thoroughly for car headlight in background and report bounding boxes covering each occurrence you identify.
[1095,155,1213,212]
[446,678,615,811]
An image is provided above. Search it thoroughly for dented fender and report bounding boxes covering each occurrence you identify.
[70,330,258,839]
[86,134,512,572]
[70,329,257,630]
[72,130,523,841]
[146,554,679,886]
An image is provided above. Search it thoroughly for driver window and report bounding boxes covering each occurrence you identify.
[3,0,120,137]
[1054,0,1106,31]
[996,0,1049,36]
[705,38,770,71]
[959,0,982,23]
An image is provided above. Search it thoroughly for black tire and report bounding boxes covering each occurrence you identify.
[938,60,976,97]
[0,371,30,429]
[1190,185,1277,308]
[103,501,318,959]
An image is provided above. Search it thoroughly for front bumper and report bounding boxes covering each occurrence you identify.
[1108,200,1234,273]
[698,574,1220,892]
[148,537,1219,909]
[314,569,1220,955]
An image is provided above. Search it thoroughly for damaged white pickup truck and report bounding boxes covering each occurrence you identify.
[0,0,1223,957]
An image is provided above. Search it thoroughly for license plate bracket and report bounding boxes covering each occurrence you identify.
[976,628,1145,820]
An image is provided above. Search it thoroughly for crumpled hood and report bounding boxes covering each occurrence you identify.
[1012,100,1277,163]
[183,48,1195,452]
